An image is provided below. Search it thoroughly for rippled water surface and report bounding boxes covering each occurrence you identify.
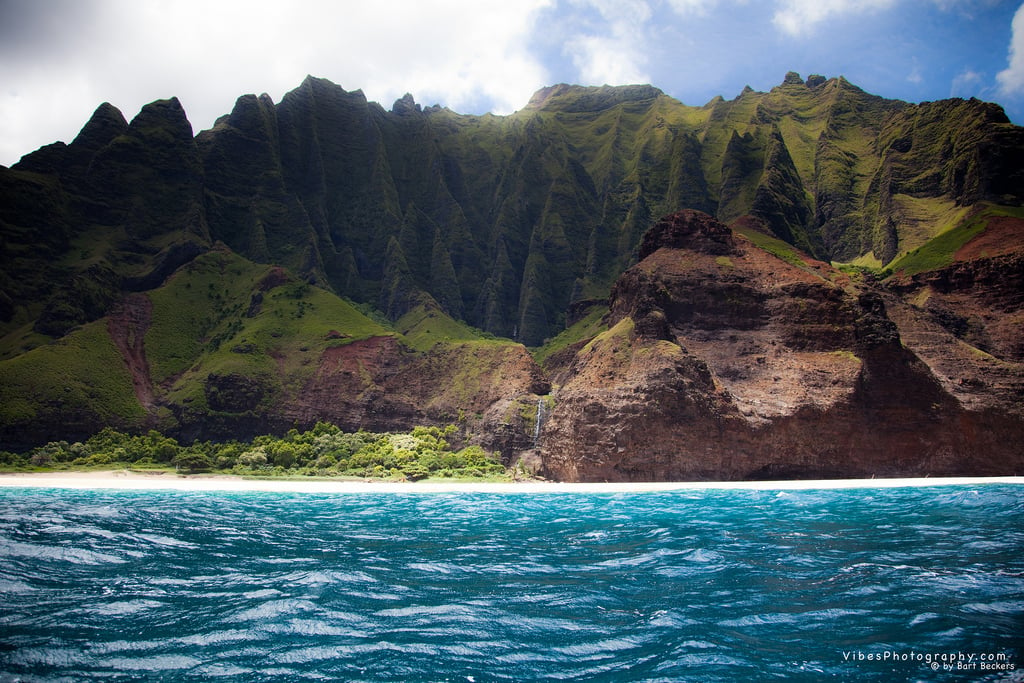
[1,485,1022,681]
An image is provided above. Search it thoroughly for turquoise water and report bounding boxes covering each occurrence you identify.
[0,486,1021,682]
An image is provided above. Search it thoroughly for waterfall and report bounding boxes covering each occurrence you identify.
[533,398,546,447]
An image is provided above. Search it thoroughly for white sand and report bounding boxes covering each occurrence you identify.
[0,470,1021,494]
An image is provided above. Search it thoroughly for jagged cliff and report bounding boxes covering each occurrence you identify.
[539,210,1024,480]
[6,73,1022,346]
[1,73,1023,478]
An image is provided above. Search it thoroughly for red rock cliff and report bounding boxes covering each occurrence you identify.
[539,210,1024,481]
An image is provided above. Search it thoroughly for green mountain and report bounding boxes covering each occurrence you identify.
[5,73,1023,344]
[2,72,1023,478]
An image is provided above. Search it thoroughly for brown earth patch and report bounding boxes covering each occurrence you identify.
[955,215,1024,261]
[106,294,156,413]
[287,335,411,430]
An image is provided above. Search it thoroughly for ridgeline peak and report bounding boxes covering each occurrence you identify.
[523,83,665,112]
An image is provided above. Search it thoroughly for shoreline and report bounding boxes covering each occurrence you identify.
[0,470,1022,494]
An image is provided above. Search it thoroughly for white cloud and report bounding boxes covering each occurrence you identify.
[0,0,553,166]
[566,34,651,84]
[951,67,984,97]
[771,0,895,36]
[997,2,1024,96]
[562,0,653,85]
[770,0,991,37]
[286,0,554,114]
[665,0,720,15]
[2,0,1021,165]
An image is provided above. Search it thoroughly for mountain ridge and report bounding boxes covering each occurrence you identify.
[2,73,1023,479]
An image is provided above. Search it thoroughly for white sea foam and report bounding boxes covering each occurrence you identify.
[1,471,1021,494]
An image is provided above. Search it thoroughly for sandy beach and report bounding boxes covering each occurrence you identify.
[0,470,1021,494]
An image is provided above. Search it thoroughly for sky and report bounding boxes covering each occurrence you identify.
[1,0,1023,167]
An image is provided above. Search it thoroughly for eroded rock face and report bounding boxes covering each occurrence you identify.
[166,332,553,459]
[637,210,738,260]
[540,210,1024,481]
[894,253,1024,362]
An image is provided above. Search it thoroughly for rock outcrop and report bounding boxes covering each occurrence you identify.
[540,210,1024,481]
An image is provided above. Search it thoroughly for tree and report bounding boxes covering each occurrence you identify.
[401,463,430,481]
[174,450,214,473]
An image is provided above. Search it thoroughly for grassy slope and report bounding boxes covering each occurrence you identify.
[145,249,266,383]
[1,233,551,445]
[580,316,636,357]
[395,300,544,420]
[533,305,608,368]
[0,319,143,428]
[150,250,394,412]
[734,224,815,269]
[0,248,401,439]
[882,204,1024,278]
[394,300,495,351]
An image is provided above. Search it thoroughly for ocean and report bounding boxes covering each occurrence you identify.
[0,484,1021,681]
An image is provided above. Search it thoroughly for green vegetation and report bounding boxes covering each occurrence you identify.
[880,206,1022,278]
[2,75,1022,449]
[845,252,884,270]
[149,249,395,418]
[0,422,509,481]
[887,195,968,257]
[581,316,635,356]
[145,250,263,382]
[533,304,608,367]
[147,250,391,383]
[5,76,1018,351]
[0,319,143,428]
[734,224,812,268]
[395,300,499,351]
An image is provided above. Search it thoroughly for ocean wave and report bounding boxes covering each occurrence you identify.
[0,485,1021,681]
